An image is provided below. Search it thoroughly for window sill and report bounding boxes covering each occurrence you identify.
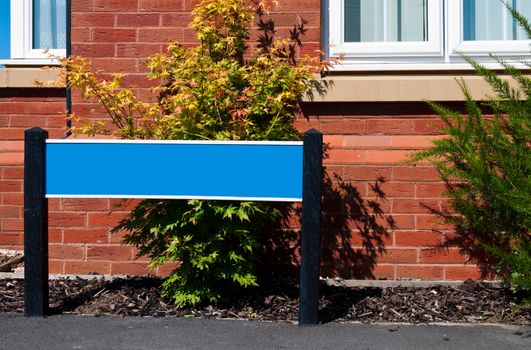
[303,73,523,102]
[0,58,62,67]
[0,67,63,88]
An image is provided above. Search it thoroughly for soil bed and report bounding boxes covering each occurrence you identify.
[0,277,529,324]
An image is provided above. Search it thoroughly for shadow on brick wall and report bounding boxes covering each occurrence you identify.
[257,144,396,281]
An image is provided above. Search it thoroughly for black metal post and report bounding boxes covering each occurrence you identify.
[299,129,322,325]
[24,127,49,317]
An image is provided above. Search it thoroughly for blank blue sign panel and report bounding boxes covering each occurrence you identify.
[45,140,303,202]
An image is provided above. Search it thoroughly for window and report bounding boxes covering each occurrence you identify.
[4,0,66,64]
[328,0,531,70]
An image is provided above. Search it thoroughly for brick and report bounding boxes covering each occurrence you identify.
[93,28,136,42]
[323,135,343,149]
[64,261,111,274]
[64,229,108,244]
[49,260,64,274]
[138,28,183,43]
[87,245,132,261]
[109,229,128,244]
[160,13,193,26]
[88,212,127,227]
[0,143,24,154]
[416,215,454,230]
[91,58,138,73]
[63,198,110,211]
[392,166,440,181]
[390,135,441,149]
[0,218,24,231]
[72,0,92,12]
[416,183,447,198]
[396,265,444,280]
[326,150,367,164]
[343,135,392,149]
[384,214,415,230]
[116,43,162,57]
[445,266,485,280]
[2,193,23,205]
[0,129,25,140]
[366,151,411,164]
[395,231,443,247]
[0,180,21,192]
[338,229,393,247]
[48,229,63,243]
[0,233,21,245]
[319,119,366,134]
[9,115,47,127]
[138,0,185,11]
[0,116,8,126]
[0,206,21,218]
[414,119,446,134]
[376,182,415,198]
[419,248,467,264]
[367,119,415,134]
[72,44,115,57]
[72,27,92,42]
[379,249,417,264]
[47,116,68,127]
[72,13,115,27]
[93,0,138,11]
[2,166,24,180]
[48,198,62,211]
[156,261,180,276]
[343,166,392,181]
[27,102,65,114]
[117,14,160,27]
[392,199,439,214]
[49,212,87,227]
[110,262,152,275]
[49,244,84,259]
[0,102,27,114]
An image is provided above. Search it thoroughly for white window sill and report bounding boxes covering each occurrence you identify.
[0,59,62,67]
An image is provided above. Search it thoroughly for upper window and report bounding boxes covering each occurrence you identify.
[328,0,531,70]
[5,0,66,64]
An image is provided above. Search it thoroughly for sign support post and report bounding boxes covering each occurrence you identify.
[24,127,49,316]
[299,129,322,325]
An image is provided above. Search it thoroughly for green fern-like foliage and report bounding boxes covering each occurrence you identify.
[410,1,530,298]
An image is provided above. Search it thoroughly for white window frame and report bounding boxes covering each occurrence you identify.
[328,0,531,71]
[6,0,65,64]
[329,0,443,59]
[447,0,531,57]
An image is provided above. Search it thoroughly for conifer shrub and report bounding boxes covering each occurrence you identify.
[58,0,328,306]
[410,2,530,300]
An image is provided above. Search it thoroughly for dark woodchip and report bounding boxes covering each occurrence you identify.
[0,277,529,324]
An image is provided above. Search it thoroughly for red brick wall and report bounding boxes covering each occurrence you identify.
[0,0,483,280]
[0,88,65,254]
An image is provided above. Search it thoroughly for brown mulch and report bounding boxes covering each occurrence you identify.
[0,277,529,324]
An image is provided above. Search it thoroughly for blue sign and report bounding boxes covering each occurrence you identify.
[45,140,303,202]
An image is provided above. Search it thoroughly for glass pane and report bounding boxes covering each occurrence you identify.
[463,0,531,41]
[344,0,427,43]
[33,0,67,49]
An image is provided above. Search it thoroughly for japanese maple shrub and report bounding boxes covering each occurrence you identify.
[410,2,530,299]
[59,0,327,306]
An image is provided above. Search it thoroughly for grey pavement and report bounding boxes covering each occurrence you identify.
[0,314,529,350]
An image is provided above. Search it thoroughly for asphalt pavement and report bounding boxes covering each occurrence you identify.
[0,314,529,350]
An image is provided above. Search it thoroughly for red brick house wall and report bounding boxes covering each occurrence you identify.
[0,0,483,280]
